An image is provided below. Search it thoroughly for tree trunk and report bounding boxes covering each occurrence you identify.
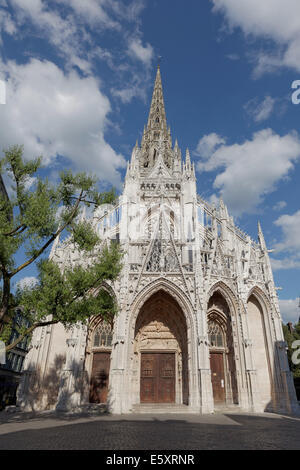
[0,273,11,326]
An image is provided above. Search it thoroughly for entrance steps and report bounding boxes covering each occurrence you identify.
[131,404,199,414]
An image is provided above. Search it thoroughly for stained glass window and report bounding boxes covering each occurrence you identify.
[208,321,225,348]
[93,322,113,348]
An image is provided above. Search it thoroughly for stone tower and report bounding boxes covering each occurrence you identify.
[18,67,299,415]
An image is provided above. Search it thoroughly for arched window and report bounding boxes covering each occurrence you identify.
[93,321,113,348]
[208,321,225,348]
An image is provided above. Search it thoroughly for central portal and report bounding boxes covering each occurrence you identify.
[140,352,175,403]
[134,290,189,405]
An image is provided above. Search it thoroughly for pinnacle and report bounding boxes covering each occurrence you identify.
[257,221,267,250]
[146,66,168,133]
[185,148,191,168]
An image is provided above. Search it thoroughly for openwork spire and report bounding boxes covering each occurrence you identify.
[140,66,174,170]
[146,65,168,134]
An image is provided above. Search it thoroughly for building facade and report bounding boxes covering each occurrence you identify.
[18,67,299,415]
[0,310,30,409]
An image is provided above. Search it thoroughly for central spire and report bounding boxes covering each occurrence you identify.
[140,66,174,170]
[146,65,168,134]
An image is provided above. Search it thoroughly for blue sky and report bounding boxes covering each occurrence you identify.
[0,0,300,322]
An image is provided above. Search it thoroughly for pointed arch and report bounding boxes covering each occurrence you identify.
[207,280,240,315]
[207,280,240,406]
[128,277,196,331]
[87,282,117,341]
[246,285,272,313]
[246,286,274,410]
[83,282,117,406]
[125,277,199,408]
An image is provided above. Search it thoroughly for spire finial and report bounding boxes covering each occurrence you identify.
[186,148,191,166]
[157,55,162,69]
[258,221,267,251]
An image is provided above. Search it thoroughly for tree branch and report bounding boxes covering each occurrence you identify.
[10,190,84,277]
[3,224,27,237]
[5,320,58,352]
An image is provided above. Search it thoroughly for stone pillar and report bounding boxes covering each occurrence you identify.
[242,338,264,412]
[56,338,79,411]
[108,334,126,414]
[197,336,214,413]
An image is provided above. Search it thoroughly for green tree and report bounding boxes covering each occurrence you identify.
[0,145,123,351]
[282,319,300,378]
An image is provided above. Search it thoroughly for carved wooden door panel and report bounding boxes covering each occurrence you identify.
[89,352,111,404]
[140,353,157,402]
[157,353,175,403]
[140,353,175,403]
[210,352,226,404]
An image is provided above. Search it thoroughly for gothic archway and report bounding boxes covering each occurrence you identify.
[246,293,273,410]
[207,291,239,405]
[84,286,116,405]
[88,320,113,404]
[133,290,189,405]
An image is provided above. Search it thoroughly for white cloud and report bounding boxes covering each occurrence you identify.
[111,39,154,104]
[17,276,38,290]
[0,9,17,38]
[195,129,300,216]
[274,210,300,253]
[0,58,126,186]
[271,210,300,270]
[9,0,87,70]
[244,96,276,123]
[111,85,143,104]
[211,0,300,74]
[128,37,154,67]
[194,133,226,159]
[226,53,240,61]
[278,298,300,323]
[271,258,300,271]
[2,0,154,103]
[55,0,120,29]
[273,200,287,212]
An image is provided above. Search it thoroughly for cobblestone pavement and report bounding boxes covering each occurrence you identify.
[0,411,299,450]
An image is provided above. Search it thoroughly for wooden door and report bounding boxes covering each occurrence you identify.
[89,352,111,403]
[157,353,175,403]
[210,352,226,404]
[140,353,157,403]
[140,353,175,403]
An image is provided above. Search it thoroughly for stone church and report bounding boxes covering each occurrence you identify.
[18,66,299,415]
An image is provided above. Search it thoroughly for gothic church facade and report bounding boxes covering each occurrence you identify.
[18,67,299,415]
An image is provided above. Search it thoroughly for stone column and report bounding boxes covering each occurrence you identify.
[108,334,126,414]
[56,338,78,411]
[197,335,214,413]
[242,338,263,412]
